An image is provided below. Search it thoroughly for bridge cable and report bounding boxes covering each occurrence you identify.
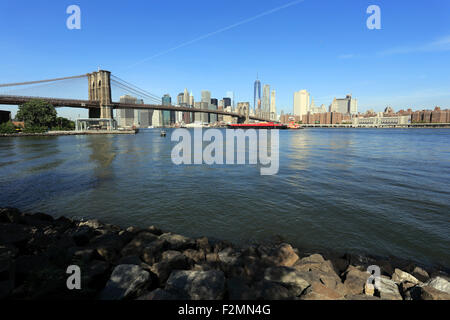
[0,74,88,88]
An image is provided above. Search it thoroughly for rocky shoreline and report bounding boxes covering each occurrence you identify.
[0,207,449,300]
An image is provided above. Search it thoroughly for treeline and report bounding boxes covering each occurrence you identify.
[0,99,75,134]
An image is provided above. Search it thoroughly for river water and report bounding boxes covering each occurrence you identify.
[0,128,449,267]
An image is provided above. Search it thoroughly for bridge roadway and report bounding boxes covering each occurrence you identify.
[0,95,275,122]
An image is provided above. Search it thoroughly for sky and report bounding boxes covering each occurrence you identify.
[0,0,449,119]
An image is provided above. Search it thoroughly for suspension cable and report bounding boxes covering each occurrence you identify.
[0,74,88,88]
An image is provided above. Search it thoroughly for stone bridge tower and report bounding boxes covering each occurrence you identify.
[237,102,250,124]
[88,70,112,119]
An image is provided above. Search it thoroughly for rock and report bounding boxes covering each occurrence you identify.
[82,260,111,290]
[0,223,32,246]
[92,234,125,263]
[100,264,151,300]
[226,277,257,300]
[400,282,419,300]
[147,225,163,236]
[159,233,195,251]
[121,232,159,257]
[294,254,336,275]
[141,239,168,264]
[342,266,369,295]
[391,268,420,285]
[150,251,191,285]
[253,280,293,300]
[165,270,225,300]
[419,285,450,300]
[71,226,96,246]
[260,243,299,267]
[330,257,349,275]
[425,276,450,294]
[264,266,310,296]
[377,277,402,300]
[79,219,103,230]
[0,208,22,223]
[411,266,429,283]
[300,282,344,300]
[137,288,177,300]
[68,247,98,263]
[183,249,205,263]
[196,237,211,253]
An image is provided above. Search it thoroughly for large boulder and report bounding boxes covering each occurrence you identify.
[121,232,159,257]
[411,266,429,283]
[391,268,420,285]
[419,285,450,300]
[377,277,402,300]
[0,208,22,224]
[141,239,169,265]
[253,280,293,300]
[159,233,195,251]
[165,270,225,300]
[0,223,32,247]
[150,251,191,285]
[260,243,299,267]
[100,264,151,300]
[300,282,345,300]
[342,266,369,296]
[425,276,450,294]
[264,266,310,296]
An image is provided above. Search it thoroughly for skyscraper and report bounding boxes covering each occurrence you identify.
[270,90,276,120]
[329,94,358,115]
[253,76,261,113]
[161,94,172,127]
[201,90,211,123]
[262,84,270,119]
[293,90,310,118]
[226,91,234,109]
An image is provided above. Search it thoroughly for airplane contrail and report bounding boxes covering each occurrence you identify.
[123,0,305,71]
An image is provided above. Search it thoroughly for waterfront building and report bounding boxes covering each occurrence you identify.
[329,94,358,115]
[118,95,137,128]
[293,90,310,117]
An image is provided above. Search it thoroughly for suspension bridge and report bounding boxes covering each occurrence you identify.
[0,70,275,128]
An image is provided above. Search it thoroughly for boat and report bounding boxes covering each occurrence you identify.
[160,130,166,137]
[227,122,288,129]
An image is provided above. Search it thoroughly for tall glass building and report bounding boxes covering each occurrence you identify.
[162,94,172,127]
[253,78,261,113]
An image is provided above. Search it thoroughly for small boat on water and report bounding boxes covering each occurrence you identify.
[160,130,166,137]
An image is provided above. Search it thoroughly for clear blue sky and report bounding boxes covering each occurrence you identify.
[1,0,449,119]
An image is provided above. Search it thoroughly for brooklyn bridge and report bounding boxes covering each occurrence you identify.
[0,70,276,128]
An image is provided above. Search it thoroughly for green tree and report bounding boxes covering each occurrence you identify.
[16,99,57,129]
[0,121,17,134]
[52,117,75,131]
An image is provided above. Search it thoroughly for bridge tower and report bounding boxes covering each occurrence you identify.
[88,70,112,119]
[236,102,250,124]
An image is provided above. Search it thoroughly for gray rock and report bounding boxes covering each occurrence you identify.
[300,282,345,300]
[100,264,150,300]
[183,249,206,263]
[411,266,429,283]
[150,251,191,285]
[121,232,159,257]
[391,268,420,285]
[264,266,310,296]
[159,233,195,251]
[0,208,22,223]
[377,277,402,300]
[425,276,450,294]
[342,266,369,295]
[79,219,103,229]
[117,255,142,266]
[165,270,225,300]
[141,239,168,264]
[419,285,450,300]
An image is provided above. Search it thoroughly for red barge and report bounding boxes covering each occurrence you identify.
[227,122,288,129]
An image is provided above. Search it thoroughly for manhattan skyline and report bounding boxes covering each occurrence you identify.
[0,0,449,120]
